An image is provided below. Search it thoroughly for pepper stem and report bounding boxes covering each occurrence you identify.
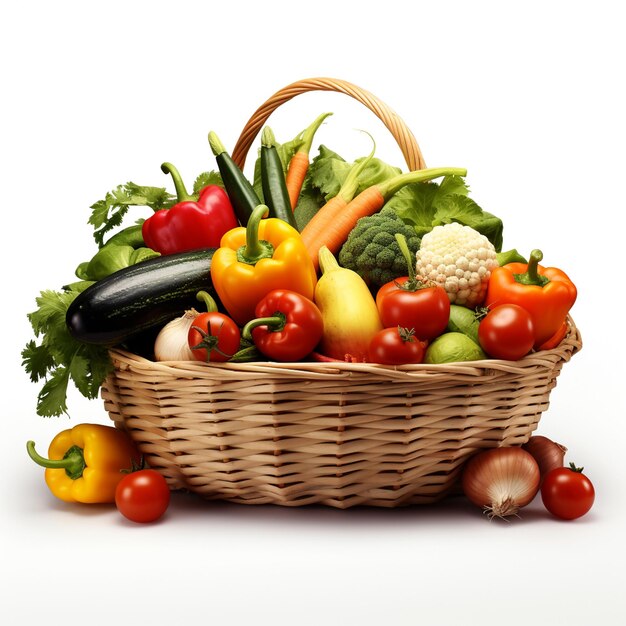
[242,313,287,343]
[237,204,274,265]
[26,441,86,480]
[514,249,550,287]
[161,162,192,202]
[196,290,218,313]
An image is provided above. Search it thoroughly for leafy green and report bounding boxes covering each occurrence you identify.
[22,286,113,417]
[89,183,176,247]
[308,145,402,201]
[384,175,504,251]
[193,170,224,194]
[293,178,325,231]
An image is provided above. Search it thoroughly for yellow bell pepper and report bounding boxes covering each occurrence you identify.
[211,204,317,325]
[27,423,140,503]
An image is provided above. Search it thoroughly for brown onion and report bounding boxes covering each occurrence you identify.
[461,447,540,519]
[522,435,567,483]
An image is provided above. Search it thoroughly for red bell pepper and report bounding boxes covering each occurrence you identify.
[242,289,323,362]
[142,162,238,255]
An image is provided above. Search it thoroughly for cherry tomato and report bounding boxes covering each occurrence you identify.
[188,312,241,362]
[541,463,595,520]
[477,304,534,360]
[246,289,324,362]
[368,326,426,365]
[115,469,171,523]
[376,277,450,341]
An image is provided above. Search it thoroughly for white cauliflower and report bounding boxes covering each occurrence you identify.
[415,222,498,307]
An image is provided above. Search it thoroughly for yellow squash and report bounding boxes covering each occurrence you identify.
[315,246,383,361]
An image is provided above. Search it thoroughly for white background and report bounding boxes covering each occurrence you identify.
[2,1,625,624]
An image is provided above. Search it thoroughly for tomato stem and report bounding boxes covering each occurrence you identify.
[397,326,417,343]
[394,233,434,292]
[189,321,236,361]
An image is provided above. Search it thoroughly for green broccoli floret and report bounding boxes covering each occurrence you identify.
[338,209,421,289]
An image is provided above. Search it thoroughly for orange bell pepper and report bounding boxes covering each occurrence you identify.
[210,204,317,325]
[485,249,577,349]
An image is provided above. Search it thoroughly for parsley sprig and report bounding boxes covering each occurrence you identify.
[21,287,113,417]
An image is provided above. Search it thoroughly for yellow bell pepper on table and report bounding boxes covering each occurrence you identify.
[26,423,140,504]
[210,204,318,326]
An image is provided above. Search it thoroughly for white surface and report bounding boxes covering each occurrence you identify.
[2,1,625,624]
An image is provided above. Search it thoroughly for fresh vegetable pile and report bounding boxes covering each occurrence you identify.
[23,109,588,522]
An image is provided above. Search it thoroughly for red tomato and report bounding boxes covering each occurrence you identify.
[477,304,535,360]
[376,277,450,341]
[248,289,323,362]
[188,312,241,362]
[115,469,171,523]
[541,463,595,520]
[368,326,426,365]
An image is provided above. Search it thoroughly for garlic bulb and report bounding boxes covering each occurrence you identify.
[154,309,199,361]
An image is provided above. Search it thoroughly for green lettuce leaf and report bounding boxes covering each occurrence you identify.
[384,175,503,251]
[308,145,402,201]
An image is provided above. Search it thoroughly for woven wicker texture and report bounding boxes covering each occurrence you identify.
[103,78,582,508]
[103,317,581,508]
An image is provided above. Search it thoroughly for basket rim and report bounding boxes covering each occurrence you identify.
[108,315,581,380]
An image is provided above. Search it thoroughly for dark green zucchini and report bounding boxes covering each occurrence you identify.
[66,248,216,346]
[208,131,260,226]
[260,126,298,230]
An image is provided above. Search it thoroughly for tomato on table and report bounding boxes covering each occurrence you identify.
[541,463,595,520]
[478,303,535,361]
[115,469,171,523]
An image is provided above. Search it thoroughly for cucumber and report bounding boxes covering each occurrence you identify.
[66,248,216,346]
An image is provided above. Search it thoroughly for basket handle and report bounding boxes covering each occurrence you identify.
[230,77,427,172]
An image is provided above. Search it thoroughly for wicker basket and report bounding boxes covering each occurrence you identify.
[102,78,583,509]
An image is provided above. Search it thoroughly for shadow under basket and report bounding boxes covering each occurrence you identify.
[102,316,582,509]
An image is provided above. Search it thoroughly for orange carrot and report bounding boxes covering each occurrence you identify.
[302,166,468,271]
[285,112,332,209]
[301,139,377,272]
